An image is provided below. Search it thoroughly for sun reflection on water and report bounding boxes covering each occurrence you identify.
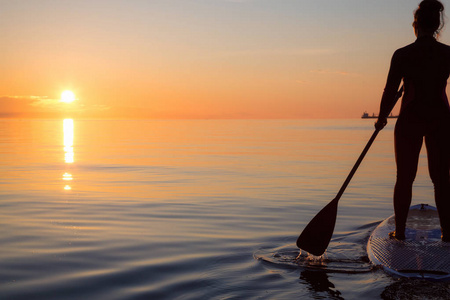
[64,119,74,164]
[63,172,73,181]
[63,119,74,190]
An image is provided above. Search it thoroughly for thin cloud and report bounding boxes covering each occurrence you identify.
[1,95,67,109]
[30,97,62,107]
[310,69,358,76]
[0,95,110,118]
[2,95,50,100]
[296,80,310,85]
[218,48,337,58]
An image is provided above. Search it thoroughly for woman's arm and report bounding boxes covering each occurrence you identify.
[375,50,403,130]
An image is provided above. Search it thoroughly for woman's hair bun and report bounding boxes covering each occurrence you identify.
[415,0,445,35]
[419,0,444,12]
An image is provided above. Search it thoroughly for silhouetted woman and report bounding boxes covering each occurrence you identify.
[375,0,450,241]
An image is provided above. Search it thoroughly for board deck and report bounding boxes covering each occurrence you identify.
[367,204,450,280]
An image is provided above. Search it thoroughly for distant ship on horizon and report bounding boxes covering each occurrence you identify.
[361,112,398,119]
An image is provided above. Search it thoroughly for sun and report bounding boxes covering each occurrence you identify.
[61,90,76,103]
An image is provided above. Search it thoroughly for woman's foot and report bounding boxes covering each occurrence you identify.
[389,231,405,240]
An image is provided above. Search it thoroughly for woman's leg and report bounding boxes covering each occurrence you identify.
[425,120,450,240]
[393,120,423,237]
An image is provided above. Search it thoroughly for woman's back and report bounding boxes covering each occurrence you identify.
[396,36,450,117]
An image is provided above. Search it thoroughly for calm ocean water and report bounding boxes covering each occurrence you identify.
[1,119,448,299]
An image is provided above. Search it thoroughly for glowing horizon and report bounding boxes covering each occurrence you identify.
[0,1,445,119]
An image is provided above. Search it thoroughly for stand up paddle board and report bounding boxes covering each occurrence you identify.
[367,204,450,280]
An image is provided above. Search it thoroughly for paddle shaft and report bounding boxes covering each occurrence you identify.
[334,129,380,202]
[335,84,403,202]
[296,85,404,255]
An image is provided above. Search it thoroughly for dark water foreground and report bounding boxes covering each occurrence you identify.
[1,119,449,299]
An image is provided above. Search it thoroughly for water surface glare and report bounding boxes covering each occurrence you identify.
[1,119,448,299]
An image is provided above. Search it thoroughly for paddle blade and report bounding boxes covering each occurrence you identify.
[296,198,338,256]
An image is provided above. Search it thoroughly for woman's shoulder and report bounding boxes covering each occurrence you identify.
[435,40,450,51]
[394,41,416,54]
[391,43,414,59]
[393,39,450,57]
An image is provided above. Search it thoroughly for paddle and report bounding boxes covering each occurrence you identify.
[296,86,403,256]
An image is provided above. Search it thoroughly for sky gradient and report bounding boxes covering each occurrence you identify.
[2,0,449,119]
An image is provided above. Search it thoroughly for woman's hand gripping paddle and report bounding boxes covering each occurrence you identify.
[296,86,403,256]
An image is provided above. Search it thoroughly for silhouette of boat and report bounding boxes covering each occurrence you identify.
[361,112,398,119]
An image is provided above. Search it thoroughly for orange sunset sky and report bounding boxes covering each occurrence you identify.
[2,0,450,119]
